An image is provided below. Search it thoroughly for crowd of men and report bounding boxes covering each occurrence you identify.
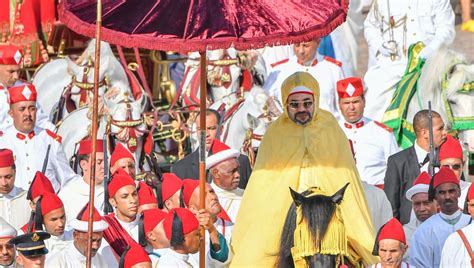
[1,0,473,267]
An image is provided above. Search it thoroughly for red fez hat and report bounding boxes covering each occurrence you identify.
[163,208,199,241]
[8,84,37,104]
[108,169,135,198]
[119,243,151,268]
[110,143,135,167]
[70,202,108,232]
[137,181,158,207]
[162,173,183,201]
[378,218,406,244]
[206,139,240,169]
[27,171,55,201]
[433,167,459,189]
[40,193,64,216]
[0,44,22,65]
[182,179,200,207]
[405,172,431,200]
[78,139,104,155]
[0,149,14,168]
[143,208,168,234]
[336,77,364,99]
[468,184,474,201]
[439,135,463,161]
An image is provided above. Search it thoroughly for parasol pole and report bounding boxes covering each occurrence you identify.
[86,0,102,267]
[198,51,207,268]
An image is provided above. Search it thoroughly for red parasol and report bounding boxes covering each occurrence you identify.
[60,0,348,52]
[58,1,348,267]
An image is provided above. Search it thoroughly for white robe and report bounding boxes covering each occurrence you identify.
[148,248,170,268]
[211,182,242,242]
[0,187,30,230]
[58,176,105,230]
[369,261,412,268]
[362,181,392,231]
[115,215,140,242]
[440,223,474,268]
[409,211,471,267]
[46,241,108,267]
[44,231,73,262]
[158,250,193,268]
[403,210,423,262]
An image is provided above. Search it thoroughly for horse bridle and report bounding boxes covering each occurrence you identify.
[441,70,474,131]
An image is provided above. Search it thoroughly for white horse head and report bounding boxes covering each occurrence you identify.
[414,47,474,152]
[180,48,243,106]
[210,86,281,155]
[103,84,148,165]
[33,40,131,121]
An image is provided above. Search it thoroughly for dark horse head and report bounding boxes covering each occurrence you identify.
[275,183,350,268]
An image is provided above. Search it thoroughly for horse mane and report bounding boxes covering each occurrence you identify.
[275,188,338,268]
[419,47,468,94]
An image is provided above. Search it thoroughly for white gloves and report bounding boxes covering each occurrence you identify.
[378,41,398,57]
[418,47,434,60]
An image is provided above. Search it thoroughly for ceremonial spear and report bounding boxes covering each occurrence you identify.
[85,0,102,267]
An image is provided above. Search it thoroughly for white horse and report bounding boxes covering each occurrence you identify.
[32,40,131,122]
[57,85,148,172]
[407,47,474,153]
[209,86,281,161]
[179,48,266,107]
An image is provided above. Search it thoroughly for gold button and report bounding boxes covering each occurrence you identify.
[26,167,30,170]
[411,19,414,22]
[26,153,29,157]
[28,181,31,184]
[413,33,416,36]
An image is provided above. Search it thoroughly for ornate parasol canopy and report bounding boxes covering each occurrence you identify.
[60,0,348,52]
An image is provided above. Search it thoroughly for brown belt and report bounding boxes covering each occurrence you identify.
[457,229,474,267]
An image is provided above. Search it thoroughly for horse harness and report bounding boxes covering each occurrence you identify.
[440,69,474,132]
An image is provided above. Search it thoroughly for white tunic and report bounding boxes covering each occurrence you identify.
[211,182,242,242]
[340,117,400,185]
[409,211,471,267]
[159,250,193,268]
[440,223,474,268]
[403,211,423,262]
[148,248,170,268]
[363,0,455,121]
[362,181,392,231]
[0,126,76,192]
[0,186,30,230]
[265,55,345,121]
[116,215,140,242]
[44,231,74,262]
[46,241,108,267]
[58,176,105,230]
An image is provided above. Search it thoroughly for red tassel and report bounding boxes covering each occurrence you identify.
[144,133,153,155]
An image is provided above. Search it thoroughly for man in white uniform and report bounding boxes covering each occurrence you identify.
[206,139,242,237]
[46,202,109,267]
[0,83,75,192]
[363,0,455,121]
[409,167,471,267]
[440,184,474,267]
[59,139,105,229]
[403,171,438,261]
[337,77,399,188]
[0,44,53,131]
[371,218,410,268]
[0,149,30,229]
[0,217,17,268]
[265,40,345,120]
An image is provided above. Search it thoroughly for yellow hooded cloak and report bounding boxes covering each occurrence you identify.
[230,72,377,267]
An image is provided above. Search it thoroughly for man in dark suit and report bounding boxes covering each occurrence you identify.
[170,109,252,189]
[384,109,447,224]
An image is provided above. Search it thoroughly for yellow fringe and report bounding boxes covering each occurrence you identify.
[291,205,348,267]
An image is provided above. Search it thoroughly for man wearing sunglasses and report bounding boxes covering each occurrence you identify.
[439,134,472,210]
[231,72,377,266]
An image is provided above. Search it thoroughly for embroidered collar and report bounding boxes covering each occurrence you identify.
[16,131,35,140]
[344,121,364,129]
[297,58,318,67]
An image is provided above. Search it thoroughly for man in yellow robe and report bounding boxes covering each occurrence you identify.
[230,72,378,267]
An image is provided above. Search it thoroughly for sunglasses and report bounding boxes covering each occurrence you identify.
[287,101,314,110]
[441,164,462,171]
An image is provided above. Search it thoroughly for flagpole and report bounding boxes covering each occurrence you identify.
[198,51,207,268]
[86,0,102,267]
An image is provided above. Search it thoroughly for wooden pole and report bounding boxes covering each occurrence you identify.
[198,51,207,268]
[86,0,102,267]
